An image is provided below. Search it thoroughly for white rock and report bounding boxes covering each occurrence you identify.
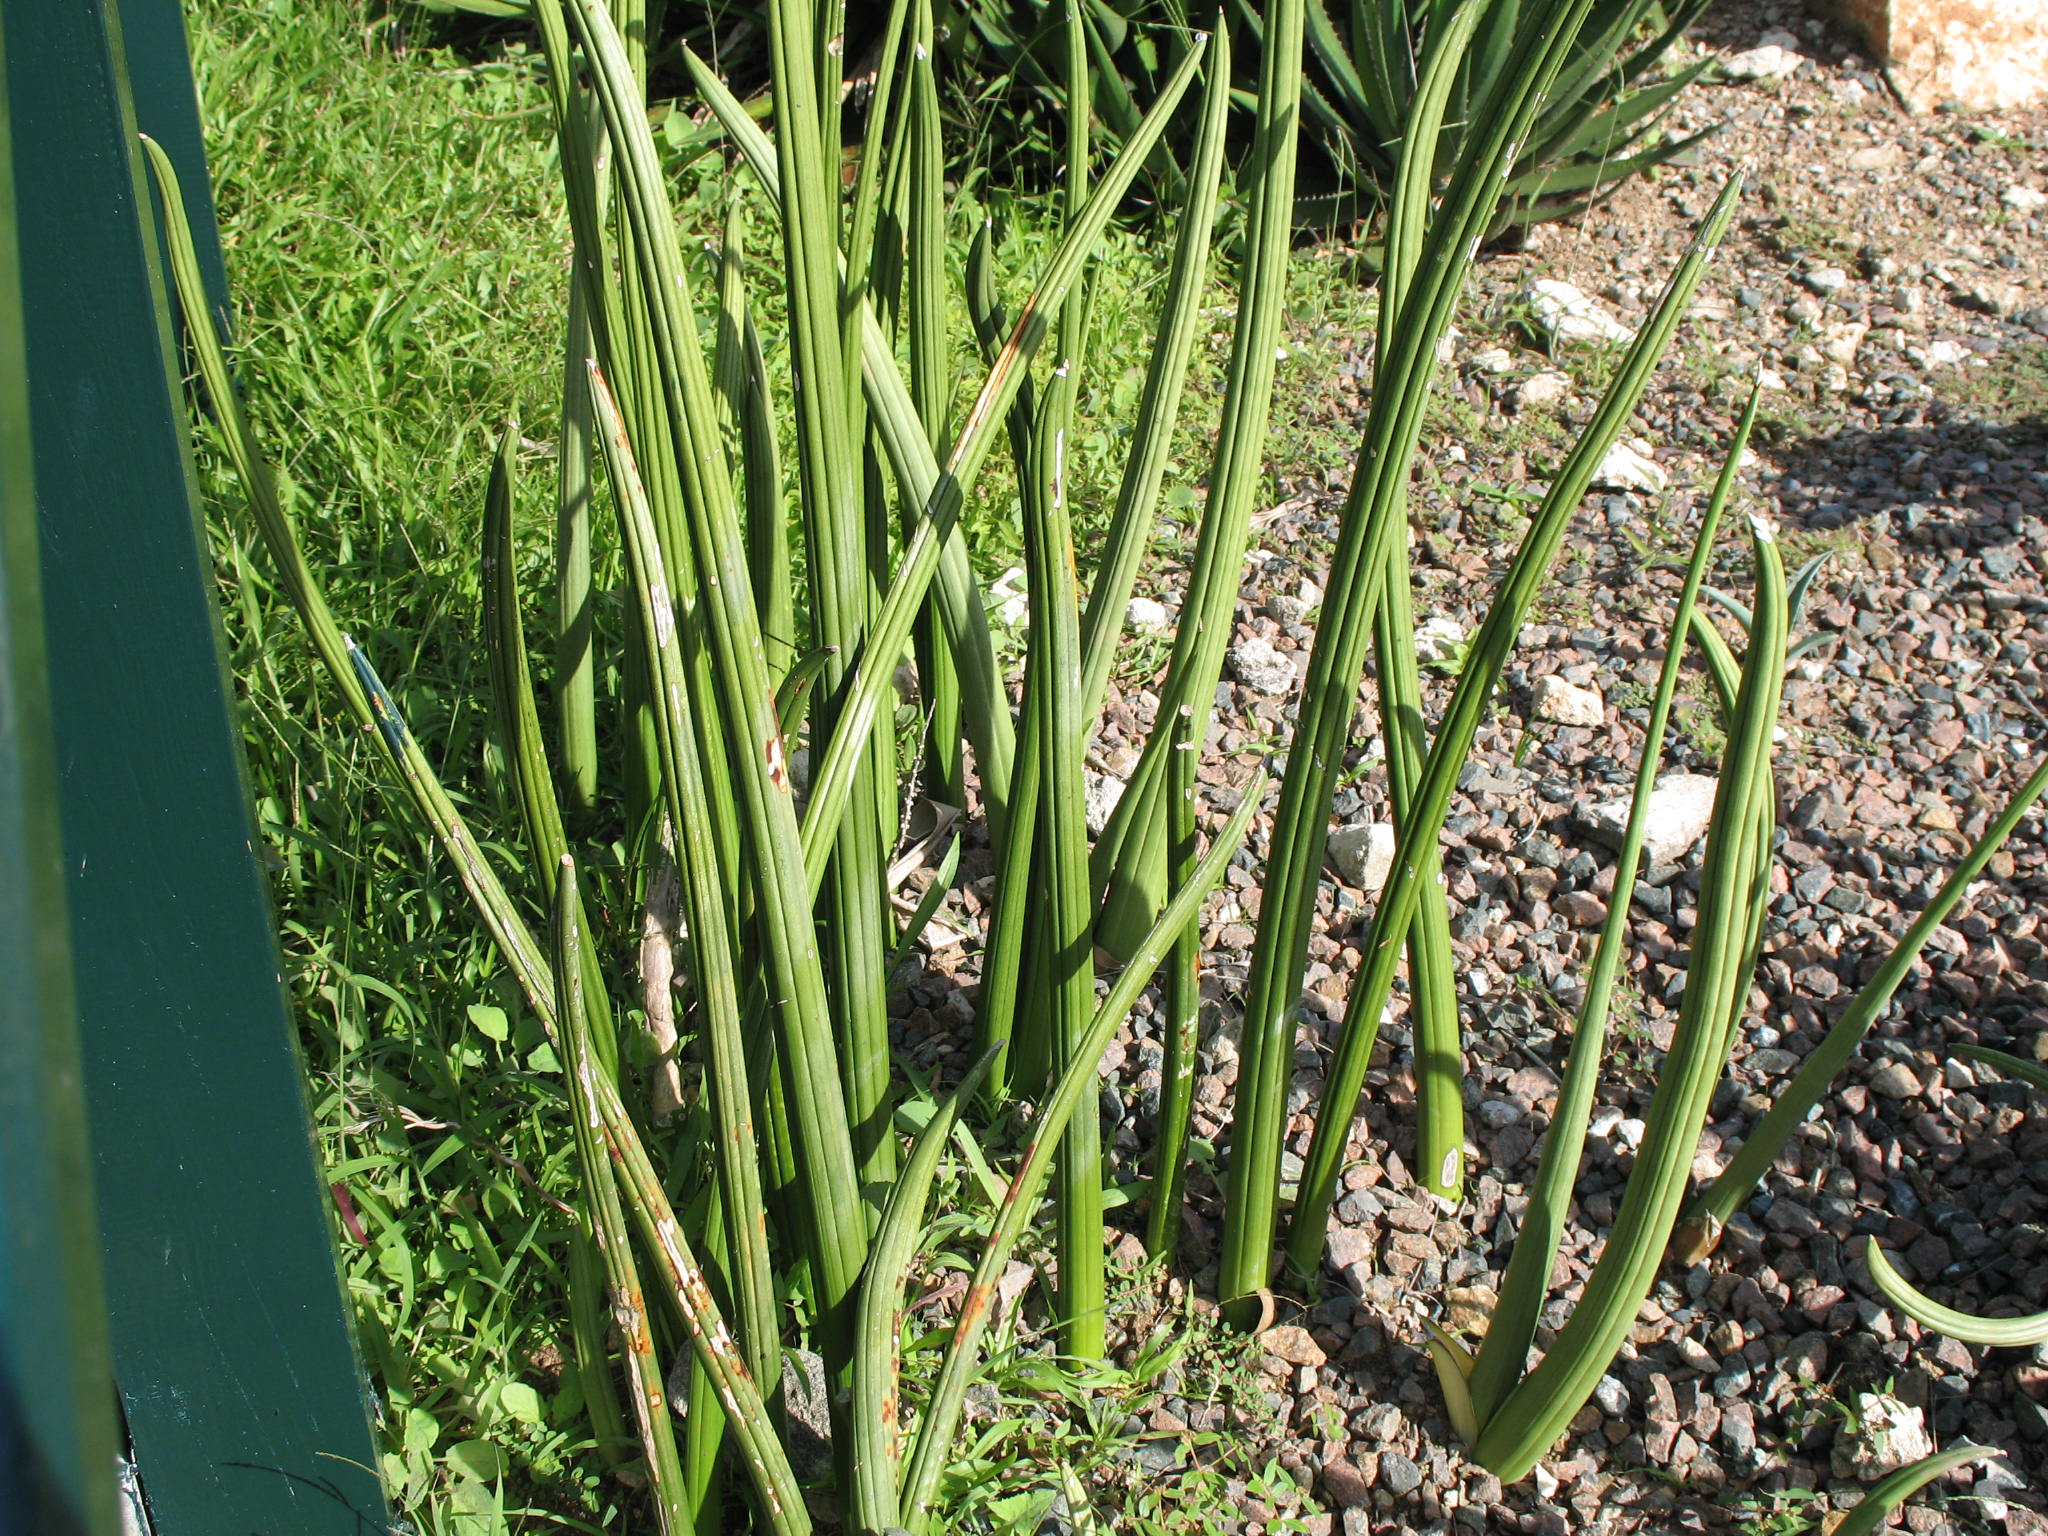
[2004,184,2048,212]
[1327,822,1397,896]
[1126,595,1171,631]
[1720,42,1801,82]
[1524,279,1636,345]
[1414,615,1467,663]
[1820,320,1871,366]
[1297,577,1322,608]
[1513,369,1576,409]
[1469,346,1516,375]
[990,566,1029,627]
[1267,591,1313,626]
[1835,1393,1934,1481]
[1916,339,1975,368]
[1594,439,1669,494]
[1755,367,1788,391]
[1580,772,1720,866]
[1228,636,1298,696]
[1083,769,1126,836]
[1532,675,1604,727]
[1801,265,1851,296]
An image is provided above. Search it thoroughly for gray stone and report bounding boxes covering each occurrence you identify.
[1512,369,1576,410]
[1414,614,1467,664]
[1355,1402,1405,1443]
[1956,280,2029,318]
[1476,1099,1523,1130]
[1265,592,1312,626]
[1832,1393,1934,1481]
[1377,1452,1423,1496]
[1720,41,1802,82]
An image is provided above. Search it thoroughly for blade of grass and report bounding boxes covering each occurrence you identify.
[1075,17,1230,723]
[557,0,872,1394]
[1219,0,1523,1312]
[481,419,617,1073]
[152,132,808,1526]
[1088,0,1303,959]
[1032,0,1107,1360]
[761,0,899,1196]
[584,359,780,1395]
[557,277,599,817]
[679,34,1214,877]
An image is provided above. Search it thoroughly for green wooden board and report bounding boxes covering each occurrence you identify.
[5,1,389,1530]
[0,6,122,1530]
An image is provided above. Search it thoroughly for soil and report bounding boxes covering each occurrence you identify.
[891,0,2048,1531]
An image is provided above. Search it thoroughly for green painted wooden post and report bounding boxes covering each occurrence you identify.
[4,0,390,1530]
[0,7,123,1530]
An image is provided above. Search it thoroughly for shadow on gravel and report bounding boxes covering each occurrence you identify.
[1754,406,2048,559]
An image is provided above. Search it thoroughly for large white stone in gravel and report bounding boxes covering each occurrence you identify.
[1594,439,1669,494]
[1327,822,1397,896]
[1820,320,1871,366]
[1914,339,1975,368]
[1228,636,1298,695]
[1720,30,1803,82]
[1512,369,1576,410]
[2005,184,2048,212]
[1580,772,1719,865]
[1083,769,1125,836]
[1532,675,1604,728]
[1126,595,1171,631]
[1523,279,1635,346]
[1832,1393,1935,1481]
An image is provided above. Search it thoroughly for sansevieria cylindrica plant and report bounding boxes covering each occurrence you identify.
[149,0,2043,1526]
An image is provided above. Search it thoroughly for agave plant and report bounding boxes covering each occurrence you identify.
[939,0,1718,230]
